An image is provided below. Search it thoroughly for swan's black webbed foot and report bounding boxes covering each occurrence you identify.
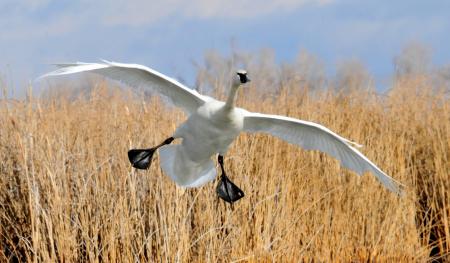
[216,155,245,203]
[128,137,174,170]
[216,174,245,203]
[128,148,156,169]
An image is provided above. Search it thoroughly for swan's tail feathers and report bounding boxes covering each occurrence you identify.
[159,145,217,188]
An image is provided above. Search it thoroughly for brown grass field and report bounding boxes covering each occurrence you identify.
[0,72,449,261]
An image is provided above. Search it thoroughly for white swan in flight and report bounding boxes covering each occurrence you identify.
[41,61,403,203]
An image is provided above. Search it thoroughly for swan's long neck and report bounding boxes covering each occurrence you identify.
[225,84,240,109]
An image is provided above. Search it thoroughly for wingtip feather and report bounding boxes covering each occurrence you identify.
[379,173,405,196]
[392,180,406,197]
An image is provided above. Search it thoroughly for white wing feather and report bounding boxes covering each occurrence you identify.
[40,61,207,114]
[243,112,403,195]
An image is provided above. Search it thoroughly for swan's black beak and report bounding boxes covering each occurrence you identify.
[216,174,245,203]
[128,148,156,169]
[237,71,250,84]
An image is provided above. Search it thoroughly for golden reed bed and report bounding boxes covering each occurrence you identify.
[0,76,448,262]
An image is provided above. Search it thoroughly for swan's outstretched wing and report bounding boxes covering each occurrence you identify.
[243,112,403,195]
[40,61,207,113]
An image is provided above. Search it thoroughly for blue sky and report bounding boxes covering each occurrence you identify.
[1,0,449,96]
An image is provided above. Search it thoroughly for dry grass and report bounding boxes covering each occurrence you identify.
[0,75,448,262]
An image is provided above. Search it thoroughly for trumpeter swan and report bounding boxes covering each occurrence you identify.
[41,61,403,203]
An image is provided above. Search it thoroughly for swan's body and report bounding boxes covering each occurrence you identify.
[41,61,403,195]
[160,99,245,187]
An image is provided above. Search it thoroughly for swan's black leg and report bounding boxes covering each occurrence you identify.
[128,137,174,170]
[216,155,245,204]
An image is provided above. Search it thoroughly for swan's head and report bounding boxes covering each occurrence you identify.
[232,70,250,87]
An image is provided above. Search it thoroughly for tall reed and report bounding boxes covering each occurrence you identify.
[0,74,448,261]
